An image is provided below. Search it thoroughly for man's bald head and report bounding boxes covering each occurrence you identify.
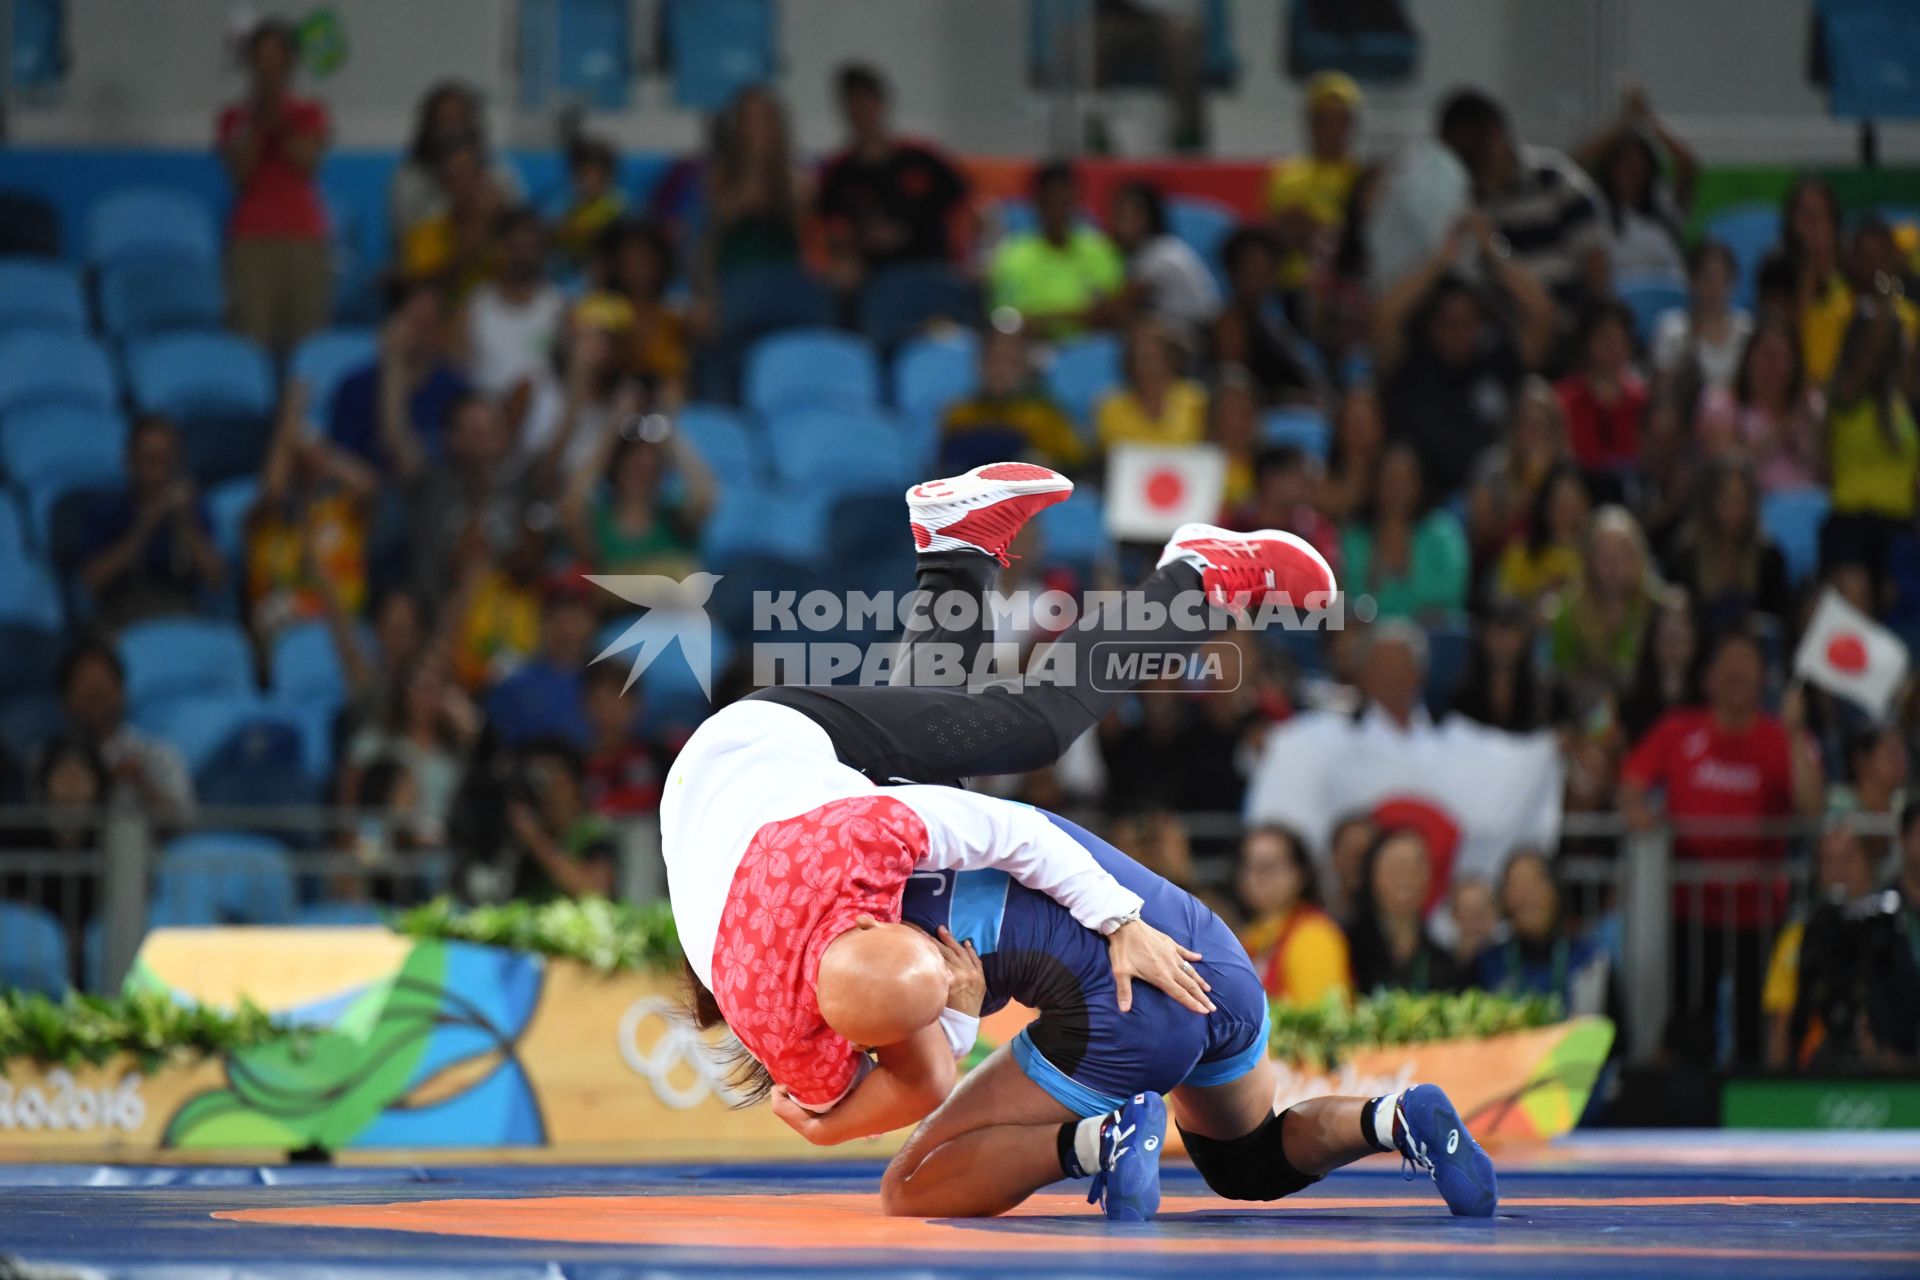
[817,919,948,1048]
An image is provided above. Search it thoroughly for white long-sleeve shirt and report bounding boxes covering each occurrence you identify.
[661,698,1143,1105]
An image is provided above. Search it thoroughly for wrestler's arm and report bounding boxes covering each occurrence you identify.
[771,1023,955,1146]
[892,787,1214,1014]
[893,785,1144,930]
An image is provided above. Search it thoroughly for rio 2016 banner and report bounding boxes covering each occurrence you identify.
[0,929,1611,1158]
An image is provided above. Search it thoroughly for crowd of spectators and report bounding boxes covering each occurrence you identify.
[4,28,1920,1068]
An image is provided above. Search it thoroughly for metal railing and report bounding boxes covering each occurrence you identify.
[0,802,1901,1069]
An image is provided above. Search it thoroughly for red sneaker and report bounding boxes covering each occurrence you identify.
[1156,522,1338,612]
[906,463,1074,565]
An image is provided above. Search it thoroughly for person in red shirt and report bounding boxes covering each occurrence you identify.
[216,19,332,353]
[1554,299,1645,496]
[1618,624,1823,1063]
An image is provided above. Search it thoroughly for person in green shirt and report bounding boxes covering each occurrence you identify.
[1339,442,1469,621]
[988,162,1123,339]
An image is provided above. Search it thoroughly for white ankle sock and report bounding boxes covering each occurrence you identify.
[1371,1090,1402,1152]
[1073,1113,1108,1175]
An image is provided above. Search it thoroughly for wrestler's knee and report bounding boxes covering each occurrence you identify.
[1179,1107,1322,1202]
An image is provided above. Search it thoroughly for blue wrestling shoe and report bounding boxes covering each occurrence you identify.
[1087,1091,1166,1222]
[1395,1083,1498,1218]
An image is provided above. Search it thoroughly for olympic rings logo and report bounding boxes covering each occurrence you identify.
[616,995,752,1110]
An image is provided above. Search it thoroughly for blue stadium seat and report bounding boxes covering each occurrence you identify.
[1,404,127,490]
[1260,406,1331,457]
[86,187,220,269]
[1762,488,1830,585]
[0,557,63,633]
[126,332,277,484]
[0,498,24,562]
[191,704,312,808]
[893,330,981,427]
[717,265,835,344]
[675,403,762,486]
[126,332,276,420]
[858,266,983,351]
[205,474,260,566]
[706,554,829,645]
[1701,203,1781,311]
[743,329,883,416]
[593,610,736,729]
[700,483,829,570]
[97,258,225,339]
[152,832,296,927]
[290,327,377,423]
[1036,490,1111,573]
[0,259,87,334]
[1616,277,1690,347]
[663,0,777,111]
[519,0,633,110]
[117,617,256,723]
[1045,333,1123,434]
[1167,196,1236,293]
[147,692,277,774]
[0,901,69,997]
[763,407,913,493]
[0,689,62,760]
[11,0,67,90]
[0,332,118,418]
[258,622,344,786]
[269,620,348,709]
[25,454,121,569]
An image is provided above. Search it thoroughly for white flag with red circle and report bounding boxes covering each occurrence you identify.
[1244,710,1565,898]
[1103,444,1227,540]
[1793,588,1910,718]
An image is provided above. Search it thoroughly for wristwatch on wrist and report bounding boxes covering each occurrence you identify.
[1100,907,1144,937]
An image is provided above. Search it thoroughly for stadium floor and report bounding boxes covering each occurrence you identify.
[2,1132,1917,1279]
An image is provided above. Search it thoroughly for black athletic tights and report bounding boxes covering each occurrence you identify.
[748,552,1214,787]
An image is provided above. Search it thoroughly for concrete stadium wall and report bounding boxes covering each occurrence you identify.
[11,0,1919,164]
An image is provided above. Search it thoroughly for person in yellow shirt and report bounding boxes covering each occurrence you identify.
[1823,295,1918,591]
[399,138,505,299]
[1096,315,1209,449]
[244,381,375,644]
[1235,824,1352,1005]
[1266,72,1363,294]
[1493,463,1590,607]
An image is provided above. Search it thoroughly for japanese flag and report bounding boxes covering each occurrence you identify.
[1794,588,1910,717]
[1104,444,1227,540]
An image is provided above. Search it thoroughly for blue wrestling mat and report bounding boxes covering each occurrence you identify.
[2,1132,1917,1279]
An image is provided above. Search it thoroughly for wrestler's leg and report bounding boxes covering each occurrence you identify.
[880,1043,1077,1218]
[754,558,1215,784]
[1171,1059,1377,1193]
[890,550,1002,688]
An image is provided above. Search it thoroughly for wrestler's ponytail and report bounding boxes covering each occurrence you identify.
[679,954,776,1107]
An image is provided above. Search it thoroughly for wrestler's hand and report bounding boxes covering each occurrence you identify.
[770,1085,837,1145]
[934,926,985,1017]
[1107,918,1213,1015]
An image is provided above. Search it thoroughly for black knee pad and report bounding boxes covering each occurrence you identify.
[1178,1107,1321,1202]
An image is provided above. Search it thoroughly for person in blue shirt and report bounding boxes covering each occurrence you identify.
[483,578,596,750]
[1475,848,1612,1018]
[328,277,470,475]
[77,416,226,627]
